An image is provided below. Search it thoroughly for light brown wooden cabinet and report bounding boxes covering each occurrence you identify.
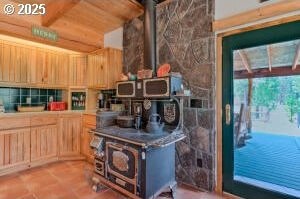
[0,41,70,88]
[32,49,70,87]
[30,125,58,162]
[1,42,34,84]
[69,55,87,87]
[0,128,31,172]
[32,49,46,84]
[0,113,84,176]
[87,48,122,89]
[81,114,96,163]
[58,114,82,157]
[1,40,122,89]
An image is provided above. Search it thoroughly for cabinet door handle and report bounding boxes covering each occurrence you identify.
[225,104,231,125]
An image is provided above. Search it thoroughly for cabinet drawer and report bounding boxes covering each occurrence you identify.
[83,114,96,126]
[31,115,58,126]
[0,117,30,130]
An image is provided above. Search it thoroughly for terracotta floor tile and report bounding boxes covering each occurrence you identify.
[33,183,78,199]
[19,168,50,182]
[73,183,108,199]
[62,176,91,191]
[0,177,25,191]
[0,183,29,199]
[94,189,127,199]
[44,162,70,173]
[0,161,224,199]
[18,193,37,199]
[22,173,59,192]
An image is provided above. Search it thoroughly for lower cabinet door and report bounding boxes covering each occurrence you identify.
[0,128,30,175]
[59,115,82,157]
[0,128,31,169]
[30,125,58,162]
[81,126,94,162]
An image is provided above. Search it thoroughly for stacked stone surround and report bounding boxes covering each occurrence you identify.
[123,0,215,191]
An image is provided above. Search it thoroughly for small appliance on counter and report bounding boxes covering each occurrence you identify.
[97,90,120,111]
[48,102,67,111]
[71,91,86,110]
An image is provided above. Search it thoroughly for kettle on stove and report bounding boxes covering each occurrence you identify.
[146,114,165,134]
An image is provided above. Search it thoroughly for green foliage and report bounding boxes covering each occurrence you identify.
[284,77,300,122]
[234,79,248,101]
[252,78,280,111]
[234,76,300,123]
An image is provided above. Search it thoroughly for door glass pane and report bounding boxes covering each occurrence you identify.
[233,39,300,198]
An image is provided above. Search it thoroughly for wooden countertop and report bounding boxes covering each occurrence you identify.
[0,110,97,118]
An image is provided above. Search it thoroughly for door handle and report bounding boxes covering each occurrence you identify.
[225,104,231,125]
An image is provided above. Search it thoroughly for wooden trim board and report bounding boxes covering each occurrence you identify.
[215,15,300,195]
[213,0,300,32]
[215,36,223,194]
[217,14,300,38]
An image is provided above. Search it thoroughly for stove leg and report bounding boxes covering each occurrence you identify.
[170,183,177,199]
[158,182,177,198]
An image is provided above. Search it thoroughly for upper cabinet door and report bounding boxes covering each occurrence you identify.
[88,52,107,88]
[0,43,33,84]
[33,49,47,84]
[56,54,69,87]
[1,43,12,82]
[69,55,87,87]
[87,48,123,89]
[0,41,8,82]
[106,48,123,89]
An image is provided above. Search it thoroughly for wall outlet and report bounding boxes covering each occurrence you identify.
[26,97,31,104]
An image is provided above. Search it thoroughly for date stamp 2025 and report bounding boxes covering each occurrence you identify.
[3,4,46,15]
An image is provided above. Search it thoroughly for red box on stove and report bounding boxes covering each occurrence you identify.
[48,102,67,111]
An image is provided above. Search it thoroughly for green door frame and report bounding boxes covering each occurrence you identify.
[222,20,300,199]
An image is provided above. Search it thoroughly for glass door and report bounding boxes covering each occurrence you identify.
[222,20,300,199]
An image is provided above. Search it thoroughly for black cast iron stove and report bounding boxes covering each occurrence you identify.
[89,0,188,198]
[91,124,185,199]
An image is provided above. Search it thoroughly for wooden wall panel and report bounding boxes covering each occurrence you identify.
[31,125,58,161]
[0,128,30,167]
[2,43,11,82]
[69,55,87,86]
[59,115,81,156]
[33,49,46,84]
[0,135,4,166]
[0,41,2,81]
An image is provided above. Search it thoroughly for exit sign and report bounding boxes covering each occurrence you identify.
[31,26,58,41]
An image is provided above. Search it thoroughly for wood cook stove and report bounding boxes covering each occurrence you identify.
[90,125,185,199]
[89,0,188,198]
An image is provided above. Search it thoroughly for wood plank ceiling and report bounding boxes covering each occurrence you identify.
[0,0,143,52]
[234,39,300,79]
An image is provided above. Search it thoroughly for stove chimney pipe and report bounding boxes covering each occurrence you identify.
[143,0,157,75]
[143,0,158,116]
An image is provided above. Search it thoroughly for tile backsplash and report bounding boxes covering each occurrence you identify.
[0,87,63,112]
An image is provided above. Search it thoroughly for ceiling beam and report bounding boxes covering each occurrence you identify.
[85,0,143,21]
[235,65,300,79]
[292,43,300,70]
[267,45,272,72]
[238,50,252,73]
[0,14,99,52]
[42,0,81,27]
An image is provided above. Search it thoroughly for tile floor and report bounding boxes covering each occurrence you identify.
[0,161,224,199]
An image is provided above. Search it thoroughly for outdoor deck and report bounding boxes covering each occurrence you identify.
[234,132,300,197]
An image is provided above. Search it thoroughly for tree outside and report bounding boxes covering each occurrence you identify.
[234,76,300,128]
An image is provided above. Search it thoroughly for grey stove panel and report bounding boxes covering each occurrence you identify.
[94,126,169,144]
[93,126,186,149]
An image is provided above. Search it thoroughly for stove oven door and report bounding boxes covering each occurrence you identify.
[106,142,138,194]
